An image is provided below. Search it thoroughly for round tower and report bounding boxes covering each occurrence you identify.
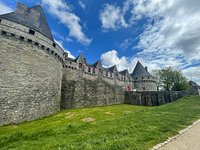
[131,61,157,91]
[0,3,64,125]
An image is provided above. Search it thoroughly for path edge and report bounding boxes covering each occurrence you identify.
[150,118,200,150]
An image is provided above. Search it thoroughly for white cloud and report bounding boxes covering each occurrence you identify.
[99,4,128,30]
[100,0,200,84]
[55,39,75,59]
[100,50,137,72]
[183,66,200,85]
[78,0,86,10]
[120,38,134,50]
[0,2,13,15]
[42,0,92,45]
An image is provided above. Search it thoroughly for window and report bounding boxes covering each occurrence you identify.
[53,43,56,47]
[0,19,2,23]
[27,39,32,43]
[93,68,95,73]
[41,45,45,49]
[148,76,150,79]
[88,67,91,72]
[19,36,24,40]
[29,29,35,35]
[106,71,108,76]
[35,42,39,46]
[142,77,144,79]
[1,31,6,35]
[11,33,15,37]
[79,63,83,69]
[110,73,112,77]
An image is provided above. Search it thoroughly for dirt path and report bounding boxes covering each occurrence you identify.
[159,120,200,150]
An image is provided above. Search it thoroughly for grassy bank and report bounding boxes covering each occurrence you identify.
[0,96,200,150]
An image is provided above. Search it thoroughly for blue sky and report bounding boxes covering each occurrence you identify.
[0,0,200,84]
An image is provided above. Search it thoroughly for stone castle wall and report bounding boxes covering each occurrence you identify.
[0,15,184,127]
[61,69,124,109]
[0,19,63,125]
[124,91,185,106]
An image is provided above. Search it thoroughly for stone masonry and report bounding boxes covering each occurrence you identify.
[0,3,183,126]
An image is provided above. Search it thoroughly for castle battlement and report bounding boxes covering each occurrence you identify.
[0,3,157,126]
[0,18,64,63]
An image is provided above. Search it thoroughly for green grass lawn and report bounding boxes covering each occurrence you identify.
[0,96,200,150]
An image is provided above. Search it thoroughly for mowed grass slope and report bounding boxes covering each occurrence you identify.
[0,96,200,150]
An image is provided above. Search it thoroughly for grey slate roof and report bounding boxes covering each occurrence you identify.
[131,61,152,77]
[119,69,129,75]
[108,65,117,72]
[0,3,53,40]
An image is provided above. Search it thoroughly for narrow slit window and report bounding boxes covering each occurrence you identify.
[27,39,32,43]
[1,31,6,35]
[11,33,15,37]
[29,29,35,35]
[19,36,24,40]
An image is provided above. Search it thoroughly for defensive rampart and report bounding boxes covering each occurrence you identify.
[0,19,64,125]
[124,91,185,106]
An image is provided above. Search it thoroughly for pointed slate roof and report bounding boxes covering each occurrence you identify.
[93,61,102,67]
[0,3,53,40]
[131,61,152,77]
[108,65,117,72]
[75,53,86,64]
[119,69,129,76]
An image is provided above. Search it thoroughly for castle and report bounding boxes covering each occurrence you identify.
[0,3,157,125]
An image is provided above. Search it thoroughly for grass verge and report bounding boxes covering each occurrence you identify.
[0,96,200,150]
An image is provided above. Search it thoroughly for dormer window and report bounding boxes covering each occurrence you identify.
[93,68,95,73]
[29,29,35,35]
[88,67,91,72]
[79,63,83,69]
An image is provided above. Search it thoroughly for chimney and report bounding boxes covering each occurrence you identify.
[145,66,148,72]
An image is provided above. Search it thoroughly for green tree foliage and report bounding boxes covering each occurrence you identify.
[154,67,189,91]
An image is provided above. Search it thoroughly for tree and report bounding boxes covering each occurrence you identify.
[154,67,189,91]
[171,69,189,91]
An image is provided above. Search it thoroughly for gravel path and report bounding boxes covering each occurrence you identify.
[159,120,200,150]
